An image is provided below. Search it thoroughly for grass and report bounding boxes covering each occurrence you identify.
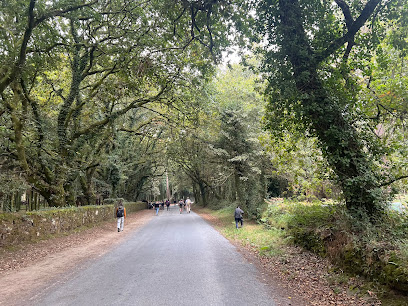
[199,206,287,257]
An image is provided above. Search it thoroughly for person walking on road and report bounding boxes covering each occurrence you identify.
[234,206,244,229]
[185,197,191,213]
[179,199,184,214]
[154,201,160,216]
[165,199,170,211]
[116,200,126,232]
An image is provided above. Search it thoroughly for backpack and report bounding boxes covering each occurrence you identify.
[117,207,124,217]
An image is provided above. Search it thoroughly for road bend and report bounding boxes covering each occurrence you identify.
[30,206,275,306]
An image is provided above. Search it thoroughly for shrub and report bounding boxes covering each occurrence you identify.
[258,198,408,294]
[103,198,125,205]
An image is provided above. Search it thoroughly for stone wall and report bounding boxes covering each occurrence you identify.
[0,201,146,247]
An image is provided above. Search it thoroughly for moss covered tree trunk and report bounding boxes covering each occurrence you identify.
[198,181,207,207]
[277,0,386,217]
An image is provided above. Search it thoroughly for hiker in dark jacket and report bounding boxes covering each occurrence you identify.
[154,201,160,216]
[234,206,244,229]
[116,200,126,232]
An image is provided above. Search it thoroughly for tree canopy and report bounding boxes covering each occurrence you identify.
[1,0,408,221]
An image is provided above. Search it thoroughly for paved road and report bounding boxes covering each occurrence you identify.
[31,206,275,306]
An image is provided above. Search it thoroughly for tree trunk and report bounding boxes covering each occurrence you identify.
[34,191,39,210]
[193,184,200,206]
[234,172,244,204]
[278,0,386,217]
[15,191,21,211]
[80,172,96,206]
[198,182,207,207]
[30,189,35,211]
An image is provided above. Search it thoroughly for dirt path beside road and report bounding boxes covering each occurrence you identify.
[0,209,154,306]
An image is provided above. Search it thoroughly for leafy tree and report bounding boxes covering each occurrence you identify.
[0,0,231,207]
[208,65,268,215]
[165,63,269,214]
[260,131,337,200]
[360,18,408,193]
[248,0,408,219]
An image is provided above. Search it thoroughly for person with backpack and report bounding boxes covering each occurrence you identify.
[185,197,192,213]
[154,201,160,216]
[234,206,244,229]
[116,200,126,232]
[179,199,184,214]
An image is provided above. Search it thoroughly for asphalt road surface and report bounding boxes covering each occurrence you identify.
[31,206,275,306]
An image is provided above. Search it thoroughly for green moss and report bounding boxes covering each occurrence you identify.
[0,213,17,222]
[341,247,364,274]
[381,253,408,292]
[290,228,326,256]
[1,202,145,248]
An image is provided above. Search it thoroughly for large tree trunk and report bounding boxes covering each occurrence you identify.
[198,181,207,207]
[278,0,386,217]
[79,168,97,206]
[193,183,200,206]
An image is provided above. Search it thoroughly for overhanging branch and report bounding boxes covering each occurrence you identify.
[316,0,382,64]
[380,175,408,187]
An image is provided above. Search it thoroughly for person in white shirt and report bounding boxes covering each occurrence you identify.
[185,197,192,213]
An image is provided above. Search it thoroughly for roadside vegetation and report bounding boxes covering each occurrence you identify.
[197,198,408,305]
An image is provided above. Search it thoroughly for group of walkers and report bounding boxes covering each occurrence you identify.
[115,198,245,232]
[149,197,193,216]
[178,197,191,214]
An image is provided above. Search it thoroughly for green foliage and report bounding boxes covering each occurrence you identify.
[208,199,237,211]
[1,0,236,208]
[164,63,269,212]
[248,0,408,218]
[103,198,125,205]
[261,199,334,255]
[260,130,338,199]
[259,198,408,293]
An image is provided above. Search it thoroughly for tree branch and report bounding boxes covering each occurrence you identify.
[380,175,408,187]
[316,0,382,64]
[0,0,36,94]
[0,0,98,95]
[334,0,354,29]
[34,1,98,26]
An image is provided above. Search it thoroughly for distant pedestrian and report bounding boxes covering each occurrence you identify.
[165,199,170,210]
[179,199,184,214]
[154,201,160,215]
[234,206,244,229]
[116,200,126,232]
[185,197,191,213]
